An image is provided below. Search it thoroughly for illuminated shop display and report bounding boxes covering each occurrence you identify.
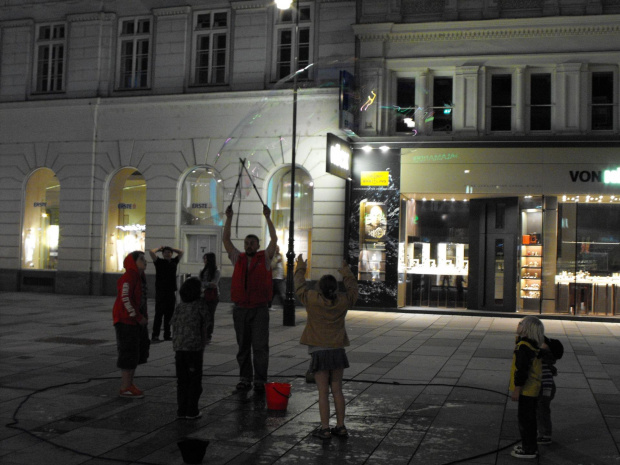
[269,167,313,273]
[358,201,386,282]
[22,168,60,269]
[106,169,146,272]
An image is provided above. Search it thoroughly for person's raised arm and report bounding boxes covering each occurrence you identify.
[264,205,277,260]
[172,247,184,260]
[338,260,359,306]
[222,205,235,255]
[149,246,161,262]
[294,254,309,305]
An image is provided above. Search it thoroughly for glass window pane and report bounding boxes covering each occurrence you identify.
[396,78,416,132]
[531,73,551,105]
[592,72,613,104]
[530,106,551,131]
[197,13,210,29]
[213,12,227,27]
[122,20,134,35]
[23,169,60,270]
[492,74,512,106]
[592,105,613,130]
[106,169,146,272]
[433,77,452,106]
[299,6,311,21]
[180,167,224,226]
[491,107,512,131]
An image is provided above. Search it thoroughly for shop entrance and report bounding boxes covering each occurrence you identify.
[469,198,518,312]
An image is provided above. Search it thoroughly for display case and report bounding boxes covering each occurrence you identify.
[358,200,387,281]
[519,206,543,310]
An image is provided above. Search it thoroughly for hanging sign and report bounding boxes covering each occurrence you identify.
[326,133,352,180]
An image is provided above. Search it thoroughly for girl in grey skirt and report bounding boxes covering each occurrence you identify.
[294,254,358,440]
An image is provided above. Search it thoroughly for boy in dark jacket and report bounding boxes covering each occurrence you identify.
[113,251,150,398]
[537,336,564,445]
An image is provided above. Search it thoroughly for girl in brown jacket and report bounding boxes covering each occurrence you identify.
[294,254,358,440]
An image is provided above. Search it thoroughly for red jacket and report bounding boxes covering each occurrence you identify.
[113,254,147,325]
[231,250,273,308]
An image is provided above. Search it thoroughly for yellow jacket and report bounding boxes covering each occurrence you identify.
[509,338,542,397]
[295,262,358,348]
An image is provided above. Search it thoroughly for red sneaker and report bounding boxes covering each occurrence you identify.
[119,385,144,398]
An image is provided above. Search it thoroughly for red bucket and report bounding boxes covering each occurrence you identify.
[265,382,291,410]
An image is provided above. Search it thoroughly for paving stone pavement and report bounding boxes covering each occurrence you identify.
[1,292,619,465]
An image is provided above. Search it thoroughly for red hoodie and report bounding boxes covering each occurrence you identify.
[113,254,147,325]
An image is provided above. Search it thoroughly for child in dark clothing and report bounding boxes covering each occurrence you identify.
[510,316,544,460]
[537,336,563,445]
[170,277,210,419]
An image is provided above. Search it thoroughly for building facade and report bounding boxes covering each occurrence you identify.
[0,0,356,296]
[2,0,619,318]
[346,0,620,316]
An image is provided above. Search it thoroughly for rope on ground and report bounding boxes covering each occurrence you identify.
[5,373,522,465]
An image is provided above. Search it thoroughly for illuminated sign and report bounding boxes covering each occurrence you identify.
[326,133,352,180]
[570,168,620,184]
[33,202,47,207]
[604,167,620,184]
[361,171,389,186]
[191,203,211,208]
[118,203,136,209]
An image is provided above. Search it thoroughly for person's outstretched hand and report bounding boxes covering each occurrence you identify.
[225,205,233,218]
[263,205,271,218]
[296,254,307,268]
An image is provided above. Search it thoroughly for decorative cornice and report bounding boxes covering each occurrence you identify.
[152,6,191,17]
[67,12,116,23]
[356,23,620,43]
[0,18,34,28]
[231,0,270,11]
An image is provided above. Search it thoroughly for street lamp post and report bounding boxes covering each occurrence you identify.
[277,0,299,326]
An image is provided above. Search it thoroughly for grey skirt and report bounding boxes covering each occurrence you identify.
[310,348,349,372]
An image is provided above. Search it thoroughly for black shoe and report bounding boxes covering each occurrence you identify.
[151,336,160,343]
[236,381,252,391]
[312,426,331,440]
[253,383,265,393]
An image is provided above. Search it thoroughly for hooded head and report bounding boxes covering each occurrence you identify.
[124,251,147,273]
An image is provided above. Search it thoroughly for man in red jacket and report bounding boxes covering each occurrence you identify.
[223,204,277,392]
[113,251,150,398]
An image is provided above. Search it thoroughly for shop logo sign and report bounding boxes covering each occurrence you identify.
[361,171,389,186]
[326,133,352,180]
[34,202,47,207]
[118,203,136,209]
[191,203,211,208]
[570,168,620,184]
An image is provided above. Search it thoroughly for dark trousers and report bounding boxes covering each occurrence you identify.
[232,306,269,385]
[518,395,538,454]
[175,351,203,417]
[205,299,219,339]
[537,385,556,438]
[152,291,176,338]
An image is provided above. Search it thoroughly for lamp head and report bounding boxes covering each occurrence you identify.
[275,0,293,9]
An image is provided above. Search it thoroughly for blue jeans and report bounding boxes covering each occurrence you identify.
[232,306,269,385]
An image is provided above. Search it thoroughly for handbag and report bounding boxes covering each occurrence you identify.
[203,287,218,301]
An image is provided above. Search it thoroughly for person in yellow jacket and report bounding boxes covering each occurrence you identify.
[509,316,544,459]
[295,254,358,440]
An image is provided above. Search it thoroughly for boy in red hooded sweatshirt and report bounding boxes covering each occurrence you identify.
[113,251,150,398]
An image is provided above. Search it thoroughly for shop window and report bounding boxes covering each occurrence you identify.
[105,169,146,272]
[529,73,552,131]
[432,77,453,132]
[273,3,313,81]
[22,168,60,270]
[191,10,229,85]
[180,167,224,226]
[490,74,512,131]
[34,23,65,93]
[591,71,614,130]
[395,78,416,133]
[117,17,151,89]
[268,167,313,272]
[556,201,620,315]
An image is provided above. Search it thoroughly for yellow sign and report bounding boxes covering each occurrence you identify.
[361,171,389,186]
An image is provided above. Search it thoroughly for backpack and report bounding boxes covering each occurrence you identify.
[547,337,564,360]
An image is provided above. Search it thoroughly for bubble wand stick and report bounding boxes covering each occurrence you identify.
[239,158,266,207]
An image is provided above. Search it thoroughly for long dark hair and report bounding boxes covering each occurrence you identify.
[319,274,338,302]
[200,252,217,281]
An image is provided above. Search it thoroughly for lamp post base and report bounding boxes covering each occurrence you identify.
[283,299,296,326]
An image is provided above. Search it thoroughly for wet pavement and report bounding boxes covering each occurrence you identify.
[1,292,619,465]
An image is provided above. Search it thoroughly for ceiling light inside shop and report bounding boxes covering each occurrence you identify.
[362,146,372,152]
[379,146,390,152]
[464,169,470,174]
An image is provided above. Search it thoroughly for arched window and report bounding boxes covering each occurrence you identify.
[22,168,60,269]
[180,167,224,226]
[105,168,146,272]
[269,167,313,272]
